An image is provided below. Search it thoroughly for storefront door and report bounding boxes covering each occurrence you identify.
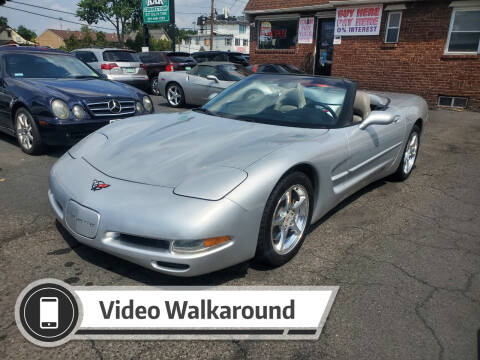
[315,18,335,75]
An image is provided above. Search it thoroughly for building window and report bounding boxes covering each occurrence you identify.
[239,24,247,34]
[243,39,248,46]
[225,38,232,46]
[438,95,468,108]
[205,38,210,46]
[384,12,402,43]
[258,19,298,50]
[445,8,480,53]
[185,38,191,45]
[195,37,200,45]
[235,38,240,46]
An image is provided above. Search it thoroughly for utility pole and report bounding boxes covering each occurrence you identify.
[171,0,176,52]
[210,0,214,50]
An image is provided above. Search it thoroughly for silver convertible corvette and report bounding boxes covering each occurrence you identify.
[157,62,250,107]
[49,74,427,276]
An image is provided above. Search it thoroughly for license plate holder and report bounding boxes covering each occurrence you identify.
[65,200,100,239]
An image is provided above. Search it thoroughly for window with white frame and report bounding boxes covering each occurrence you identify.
[239,24,247,34]
[243,39,248,46]
[235,38,241,46]
[385,12,402,43]
[225,37,232,46]
[446,8,480,53]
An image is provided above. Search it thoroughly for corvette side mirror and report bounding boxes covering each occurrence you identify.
[206,75,220,83]
[359,111,397,130]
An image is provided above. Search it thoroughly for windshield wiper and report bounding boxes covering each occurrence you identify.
[192,108,215,116]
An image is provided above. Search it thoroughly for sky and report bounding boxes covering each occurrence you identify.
[1,0,249,36]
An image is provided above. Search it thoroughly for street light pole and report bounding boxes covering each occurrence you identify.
[210,0,214,50]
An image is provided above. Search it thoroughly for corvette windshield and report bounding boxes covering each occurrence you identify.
[5,53,99,79]
[201,74,348,128]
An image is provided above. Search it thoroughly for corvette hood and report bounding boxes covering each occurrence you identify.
[81,111,326,187]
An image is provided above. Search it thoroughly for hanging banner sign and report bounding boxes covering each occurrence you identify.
[298,17,315,44]
[334,4,383,36]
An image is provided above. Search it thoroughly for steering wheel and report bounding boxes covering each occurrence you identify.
[314,102,338,122]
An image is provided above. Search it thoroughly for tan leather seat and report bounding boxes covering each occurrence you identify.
[353,91,371,123]
[275,84,306,112]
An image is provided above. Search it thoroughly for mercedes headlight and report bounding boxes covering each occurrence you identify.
[51,99,70,120]
[72,105,87,120]
[143,96,153,113]
[136,102,145,113]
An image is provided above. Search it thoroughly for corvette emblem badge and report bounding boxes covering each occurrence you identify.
[91,180,110,191]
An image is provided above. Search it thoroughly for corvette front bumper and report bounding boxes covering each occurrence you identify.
[48,153,262,276]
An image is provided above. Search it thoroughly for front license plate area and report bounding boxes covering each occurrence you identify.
[65,200,100,239]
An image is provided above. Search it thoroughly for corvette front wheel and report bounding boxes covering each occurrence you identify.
[255,172,313,267]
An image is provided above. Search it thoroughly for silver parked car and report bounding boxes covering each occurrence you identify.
[72,48,149,91]
[49,74,428,277]
[157,62,251,107]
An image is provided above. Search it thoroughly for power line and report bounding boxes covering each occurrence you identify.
[2,5,117,31]
[10,0,78,16]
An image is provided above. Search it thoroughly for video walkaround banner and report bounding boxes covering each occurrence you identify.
[15,279,338,347]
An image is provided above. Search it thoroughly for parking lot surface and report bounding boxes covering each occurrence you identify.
[0,99,479,359]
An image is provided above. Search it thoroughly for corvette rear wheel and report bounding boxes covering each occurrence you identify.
[255,172,313,267]
[166,83,185,108]
[392,125,420,181]
[15,108,43,155]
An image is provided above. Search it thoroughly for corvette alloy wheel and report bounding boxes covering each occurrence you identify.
[16,112,34,151]
[403,131,419,175]
[167,84,184,107]
[270,184,310,255]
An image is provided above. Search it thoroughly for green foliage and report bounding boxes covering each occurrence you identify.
[16,25,37,41]
[125,31,171,52]
[60,27,117,52]
[77,0,141,46]
[0,16,8,32]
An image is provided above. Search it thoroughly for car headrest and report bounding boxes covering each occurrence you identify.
[353,91,371,120]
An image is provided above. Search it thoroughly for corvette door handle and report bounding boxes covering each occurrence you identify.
[393,115,401,123]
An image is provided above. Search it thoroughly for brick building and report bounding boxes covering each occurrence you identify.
[245,0,480,110]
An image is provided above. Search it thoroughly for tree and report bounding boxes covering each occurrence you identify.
[0,17,7,32]
[77,0,141,47]
[62,34,81,52]
[0,0,10,6]
[17,25,37,42]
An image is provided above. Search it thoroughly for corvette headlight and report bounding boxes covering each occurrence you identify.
[72,105,87,120]
[143,96,153,113]
[171,236,231,253]
[136,102,144,113]
[51,99,70,120]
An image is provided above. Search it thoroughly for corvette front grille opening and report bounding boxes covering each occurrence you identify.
[107,233,170,252]
[153,261,189,271]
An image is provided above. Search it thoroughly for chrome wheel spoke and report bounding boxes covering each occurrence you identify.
[270,184,309,255]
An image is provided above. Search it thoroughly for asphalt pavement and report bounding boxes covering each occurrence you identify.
[0,99,479,359]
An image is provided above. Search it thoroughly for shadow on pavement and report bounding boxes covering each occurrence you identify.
[0,132,69,158]
[55,221,250,286]
[250,179,388,271]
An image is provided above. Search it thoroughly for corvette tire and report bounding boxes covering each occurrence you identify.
[255,171,314,267]
[392,125,421,181]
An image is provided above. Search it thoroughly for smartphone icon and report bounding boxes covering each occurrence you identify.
[40,297,58,329]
